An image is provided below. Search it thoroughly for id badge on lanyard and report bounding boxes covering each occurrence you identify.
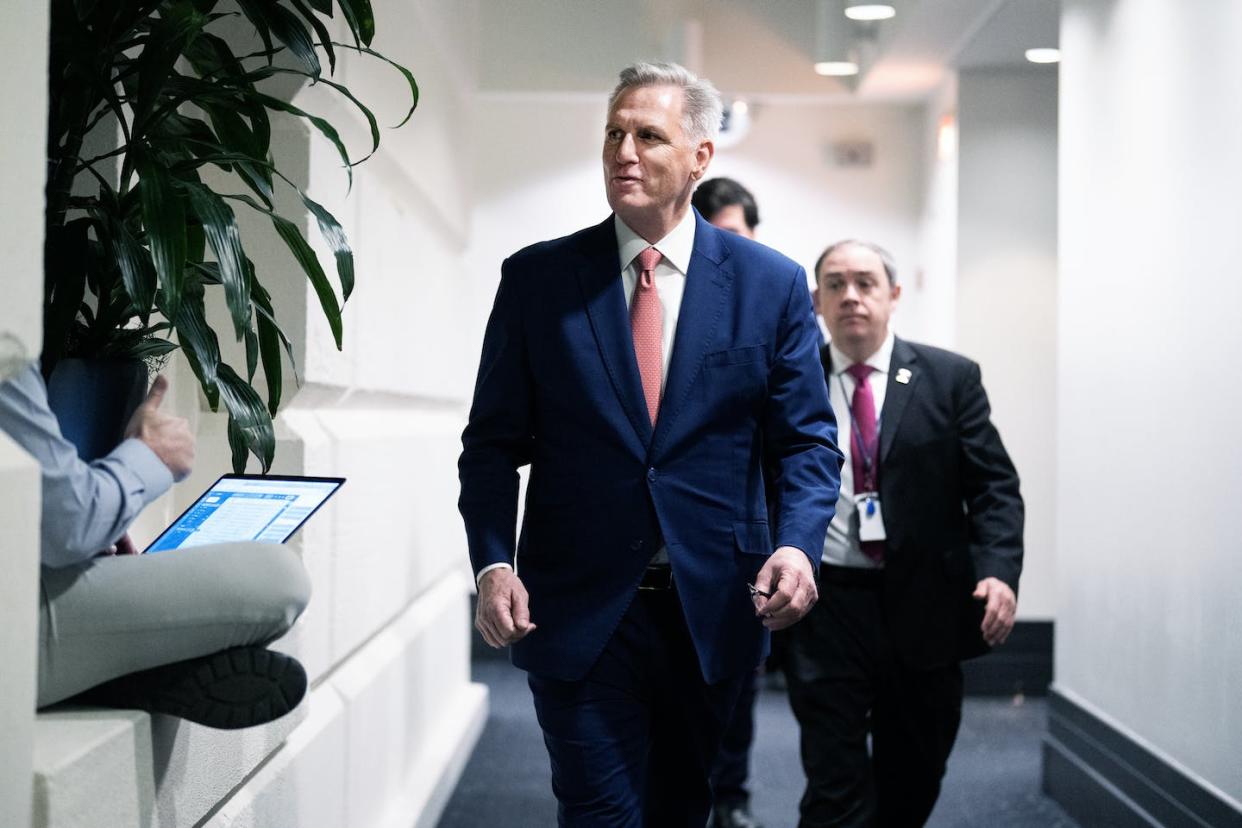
[839,373,887,542]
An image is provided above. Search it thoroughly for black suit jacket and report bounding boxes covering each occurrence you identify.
[822,337,1024,669]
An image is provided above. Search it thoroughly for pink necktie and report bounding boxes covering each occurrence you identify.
[632,247,664,425]
[846,363,885,562]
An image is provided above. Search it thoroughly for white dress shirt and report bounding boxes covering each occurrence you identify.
[614,209,695,389]
[476,210,698,584]
[823,329,895,569]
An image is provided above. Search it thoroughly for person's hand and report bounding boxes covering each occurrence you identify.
[751,546,818,631]
[124,375,195,481]
[973,577,1017,646]
[98,532,141,557]
[476,567,536,648]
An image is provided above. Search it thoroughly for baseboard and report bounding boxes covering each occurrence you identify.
[1042,688,1242,828]
[962,620,1053,696]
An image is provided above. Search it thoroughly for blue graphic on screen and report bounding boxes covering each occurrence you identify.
[148,478,339,552]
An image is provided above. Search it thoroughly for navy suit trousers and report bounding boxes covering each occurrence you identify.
[528,587,746,827]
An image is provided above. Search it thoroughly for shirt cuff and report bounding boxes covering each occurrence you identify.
[475,562,513,587]
[106,438,175,503]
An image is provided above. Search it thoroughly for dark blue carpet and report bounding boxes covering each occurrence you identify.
[439,659,1079,827]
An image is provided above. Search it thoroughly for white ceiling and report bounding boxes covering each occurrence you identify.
[475,0,1061,103]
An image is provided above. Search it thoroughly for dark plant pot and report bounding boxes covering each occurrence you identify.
[46,358,150,461]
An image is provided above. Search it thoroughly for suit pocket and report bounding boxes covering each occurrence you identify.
[705,344,767,368]
[733,521,773,581]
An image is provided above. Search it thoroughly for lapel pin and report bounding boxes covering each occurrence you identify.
[896,368,912,385]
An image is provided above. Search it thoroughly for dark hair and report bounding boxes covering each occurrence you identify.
[692,177,760,230]
[813,239,898,287]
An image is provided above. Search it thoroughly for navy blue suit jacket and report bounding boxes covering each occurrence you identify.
[459,212,842,684]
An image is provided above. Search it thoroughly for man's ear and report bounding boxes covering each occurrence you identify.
[692,139,715,179]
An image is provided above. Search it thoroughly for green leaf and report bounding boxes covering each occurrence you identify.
[244,320,259,380]
[271,214,343,348]
[289,0,336,75]
[226,417,251,474]
[233,0,275,64]
[105,212,158,324]
[300,194,354,301]
[266,2,322,78]
[131,1,209,132]
[172,285,221,408]
[217,362,274,472]
[333,42,419,127]
[135,151,187,319]
[183,182,250,341]
[338,0,375,47]
[251,91,353,187]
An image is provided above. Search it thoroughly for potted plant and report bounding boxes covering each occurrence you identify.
[43,0,417,471]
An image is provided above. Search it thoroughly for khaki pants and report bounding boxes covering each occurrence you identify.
[38,542,310,708]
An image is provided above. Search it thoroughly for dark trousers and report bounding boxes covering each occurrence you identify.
[710,668,758,806]
[784,570,963,828]
[529,588,746,827]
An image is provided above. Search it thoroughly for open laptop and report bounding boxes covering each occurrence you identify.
[144,474,345,553]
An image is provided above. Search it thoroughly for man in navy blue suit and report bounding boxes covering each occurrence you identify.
[459,62,842,826]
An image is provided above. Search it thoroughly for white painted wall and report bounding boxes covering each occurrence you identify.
[0,2,48,826]
[957,66,1058,620]
[911,77,959,350]
[1058,0,1242,805]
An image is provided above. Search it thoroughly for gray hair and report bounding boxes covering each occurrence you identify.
[814,239,899,287]
[608,62,723,144]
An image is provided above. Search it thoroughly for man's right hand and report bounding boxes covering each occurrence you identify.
[475,567,536,648]
[124,375,195,481]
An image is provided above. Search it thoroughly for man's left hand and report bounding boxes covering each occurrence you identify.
[752,546,818,631]
[973,577,1017,646]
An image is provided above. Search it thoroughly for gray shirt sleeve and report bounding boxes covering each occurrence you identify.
[0,361,173,567]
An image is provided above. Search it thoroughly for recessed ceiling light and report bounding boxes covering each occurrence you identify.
[1025,48,1061,64]
[815,61,860,77]
[844,4,897,21]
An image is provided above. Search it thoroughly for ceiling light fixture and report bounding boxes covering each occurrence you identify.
[844,3,896,21]
[815,0,860,79]
[1025,48,1061,64]
[815,61,860,77]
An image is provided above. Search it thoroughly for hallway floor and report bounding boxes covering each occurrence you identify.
[439,660,1080,827]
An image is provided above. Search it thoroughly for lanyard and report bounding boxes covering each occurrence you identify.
[836,373,881,489]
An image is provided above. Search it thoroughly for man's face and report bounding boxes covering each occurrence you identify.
[603,85,712,227]
[814,243,901,354]
[707,204,754,239]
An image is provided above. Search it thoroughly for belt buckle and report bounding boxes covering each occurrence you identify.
[638,565,673,591]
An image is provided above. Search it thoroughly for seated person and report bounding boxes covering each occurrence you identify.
[1,359,311,729]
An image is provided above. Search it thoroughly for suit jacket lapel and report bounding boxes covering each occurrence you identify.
[576,216,654,448]
[880,337,919,463]
[651,216,731,453]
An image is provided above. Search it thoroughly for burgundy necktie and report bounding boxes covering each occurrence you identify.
[846,363,885,562]
[632,247,664,425]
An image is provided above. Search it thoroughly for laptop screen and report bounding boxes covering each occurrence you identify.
[145,474,345,553]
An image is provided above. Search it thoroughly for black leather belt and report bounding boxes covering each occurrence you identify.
[638,565,673,591]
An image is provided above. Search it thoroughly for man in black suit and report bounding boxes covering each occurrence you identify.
[785,239,1023,827]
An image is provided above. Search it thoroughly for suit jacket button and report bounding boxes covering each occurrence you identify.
[630,539,644,551]
[647,468,657,483]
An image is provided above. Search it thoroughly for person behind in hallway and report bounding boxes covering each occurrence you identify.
[785,239,1024,827]
[691,175,767,828]
[459,62,842,825]
[0,361,311,729]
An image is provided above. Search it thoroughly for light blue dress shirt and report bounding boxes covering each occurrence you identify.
[0,360,172,567]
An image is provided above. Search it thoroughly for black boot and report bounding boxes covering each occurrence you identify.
[77,646,307,730]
